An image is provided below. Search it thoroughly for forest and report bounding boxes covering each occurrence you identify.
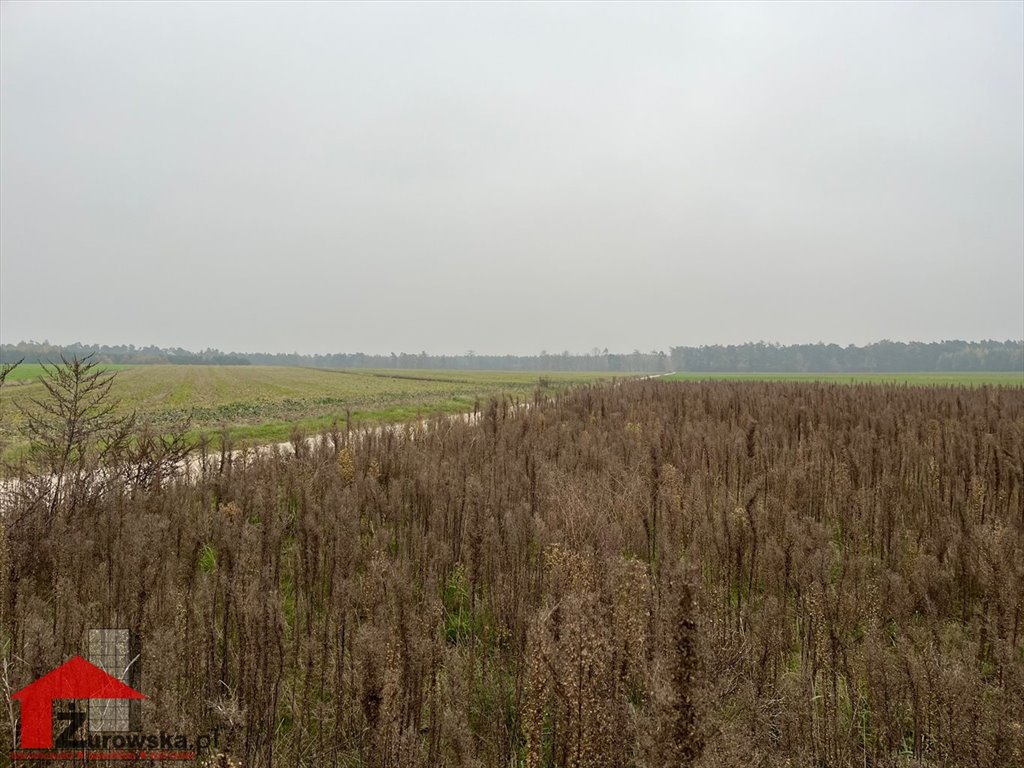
[3,339,1021,373]
[668,340,1024,373]
[1,363,1021,766]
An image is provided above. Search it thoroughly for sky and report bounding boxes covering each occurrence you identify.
[1,1,1022,356]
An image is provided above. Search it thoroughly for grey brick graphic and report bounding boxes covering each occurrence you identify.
[87,629,133,733]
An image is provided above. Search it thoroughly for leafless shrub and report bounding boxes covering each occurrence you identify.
[0,378,1021,766]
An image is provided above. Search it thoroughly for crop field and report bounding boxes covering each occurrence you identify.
[0,364,632,455]
[2,361,136,382]
[665,371,1024,386]
[3,377,1021,766]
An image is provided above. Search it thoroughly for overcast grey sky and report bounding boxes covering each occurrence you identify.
[1,1,1021,355]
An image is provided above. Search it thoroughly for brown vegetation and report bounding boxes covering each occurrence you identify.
[1,375,1022,767]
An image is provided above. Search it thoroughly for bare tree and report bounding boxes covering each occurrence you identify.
[115,419,193,490]
[17,355,135,516]
[0,359,23,455]
[0,359,23,388]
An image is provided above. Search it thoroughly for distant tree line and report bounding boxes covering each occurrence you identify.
[242,349,671,372]
[0,342,669,372]
[669,339,1023,372]
[0,341,251,366]
[2,339,1021,372]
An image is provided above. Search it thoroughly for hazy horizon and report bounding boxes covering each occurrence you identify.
[3,336,1023,360]
[2,1,1022,356]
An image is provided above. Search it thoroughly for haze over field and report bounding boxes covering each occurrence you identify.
[1,1,1022,354]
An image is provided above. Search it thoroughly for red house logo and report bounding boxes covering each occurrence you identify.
[12,656,145,749]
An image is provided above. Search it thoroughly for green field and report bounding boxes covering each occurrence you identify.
[664,371,1024,387]
[1,362,133,382]
[0,364,633,456]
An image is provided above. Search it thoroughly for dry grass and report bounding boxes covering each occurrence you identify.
[1,378,1022,767]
